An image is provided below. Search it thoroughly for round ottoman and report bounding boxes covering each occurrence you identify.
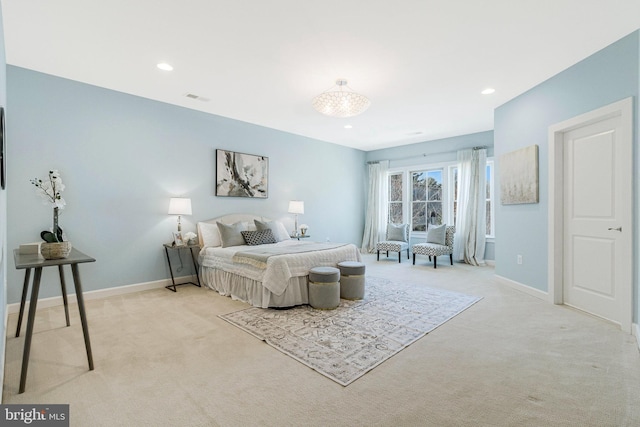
[337,261,365,300]
[308,266,340,309]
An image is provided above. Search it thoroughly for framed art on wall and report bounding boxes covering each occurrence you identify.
[500,144,539,205]
[215,149,268,198]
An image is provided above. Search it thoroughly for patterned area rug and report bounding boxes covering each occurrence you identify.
[219,276,482,386]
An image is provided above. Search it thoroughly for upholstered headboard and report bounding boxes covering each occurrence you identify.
[196,213,292,248]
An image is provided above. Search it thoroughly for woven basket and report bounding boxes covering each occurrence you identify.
[41,241,72,260]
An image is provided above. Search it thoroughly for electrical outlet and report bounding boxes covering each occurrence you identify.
[517,255,523,265]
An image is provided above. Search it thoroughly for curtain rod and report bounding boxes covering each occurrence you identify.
[366,145,488,164]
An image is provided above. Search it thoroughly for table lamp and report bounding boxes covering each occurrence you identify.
[288,200,304,236]
[168,197,192,232]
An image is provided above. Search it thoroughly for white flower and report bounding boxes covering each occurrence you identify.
[184,232,197,240]
[31,170,66,209]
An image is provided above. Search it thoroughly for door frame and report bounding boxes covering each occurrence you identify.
[548,97,633,333]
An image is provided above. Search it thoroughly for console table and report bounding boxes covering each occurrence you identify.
[13,247,96,393]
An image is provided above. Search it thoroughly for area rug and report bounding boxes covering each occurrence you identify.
[219,276,481,386]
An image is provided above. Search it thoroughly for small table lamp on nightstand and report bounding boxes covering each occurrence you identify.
[288,200,304,237]
[168,197,192,233]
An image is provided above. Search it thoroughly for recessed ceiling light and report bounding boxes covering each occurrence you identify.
[481,88,495,95]
[406,131,423,136]
[157,62,173,71]
[344,125,353,129]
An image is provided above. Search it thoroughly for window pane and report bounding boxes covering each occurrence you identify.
[412,172,426,201]
[389,173,403,202]
[389,202,403,224]
[453,201,457,226]
[388,173,404,224]
[453,167,458,201]
[486,201,492,235]
[486,165,491,199]
[427,202,442,225]
[428,171,442,201]
[412,202,426,231]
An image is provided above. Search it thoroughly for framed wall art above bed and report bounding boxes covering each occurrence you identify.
[216,149,268,198]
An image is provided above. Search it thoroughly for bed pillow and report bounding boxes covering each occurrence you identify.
[254,219,291,242]
[387,223,408,242]
[217,221,247,248]
[241,229,277,246]
[426,224,446,245]
[198,222,221,247]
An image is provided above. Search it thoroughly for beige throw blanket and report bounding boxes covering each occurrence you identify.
[233,242,348,269]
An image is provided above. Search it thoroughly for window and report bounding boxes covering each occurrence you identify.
[388,172,403,223]
[411,170,442,231]
[387,167,447,233]
[386,158,493,236]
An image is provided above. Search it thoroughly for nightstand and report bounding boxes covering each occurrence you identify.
[163,243,202,292]
[291,235,311,241]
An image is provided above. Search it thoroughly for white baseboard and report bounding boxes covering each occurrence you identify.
[494,274,548,301]
[634,323,640,352]
[485,260,495,267]
[7,274,198,314]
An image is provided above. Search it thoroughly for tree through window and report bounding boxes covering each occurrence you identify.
[411,170,442,231]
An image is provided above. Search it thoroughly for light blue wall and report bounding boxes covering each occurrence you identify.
[365,131,495,259]
[366,131,494,167]
[6,66,366,304]
[0,1,7,400]
[494,31,639,322]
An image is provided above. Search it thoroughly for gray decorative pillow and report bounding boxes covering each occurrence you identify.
[387,223,408,242]
[216,221,247,248]
[426,224,446,245]
[241,229,277,246]
[254,219,290,242]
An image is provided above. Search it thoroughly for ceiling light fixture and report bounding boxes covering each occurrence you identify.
[157,62,173,71]
[344,124,353,129]
[312,79,370,118]
[481,87,495,95]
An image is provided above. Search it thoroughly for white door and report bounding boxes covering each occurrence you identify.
[561,103,632,328]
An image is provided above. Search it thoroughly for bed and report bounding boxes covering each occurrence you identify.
[197,213,362,308]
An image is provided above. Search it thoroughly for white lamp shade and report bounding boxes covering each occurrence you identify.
[288,200,304,214]
[168,198,192,215]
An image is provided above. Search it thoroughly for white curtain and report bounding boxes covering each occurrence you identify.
[361,161,389,253]
[454,148,487,265]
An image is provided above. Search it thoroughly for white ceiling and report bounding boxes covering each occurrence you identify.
[2,1,640,151]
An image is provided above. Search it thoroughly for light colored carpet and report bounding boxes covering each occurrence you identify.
[220,276,481,385]
[3,254,640,426]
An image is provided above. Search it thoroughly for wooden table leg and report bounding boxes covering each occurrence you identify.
[15,268,31,338]
[58,265,71,327]
[71,264,94,371]
[19,267,42,394]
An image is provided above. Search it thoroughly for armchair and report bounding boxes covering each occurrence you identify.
[412,225,455,268]
[376,223,410,263]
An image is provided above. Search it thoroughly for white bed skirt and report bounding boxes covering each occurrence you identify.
[201,266,309,308]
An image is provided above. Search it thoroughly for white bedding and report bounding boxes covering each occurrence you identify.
[199,239,362,296]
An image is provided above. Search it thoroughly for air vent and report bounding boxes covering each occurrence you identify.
[184,93,210,102]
